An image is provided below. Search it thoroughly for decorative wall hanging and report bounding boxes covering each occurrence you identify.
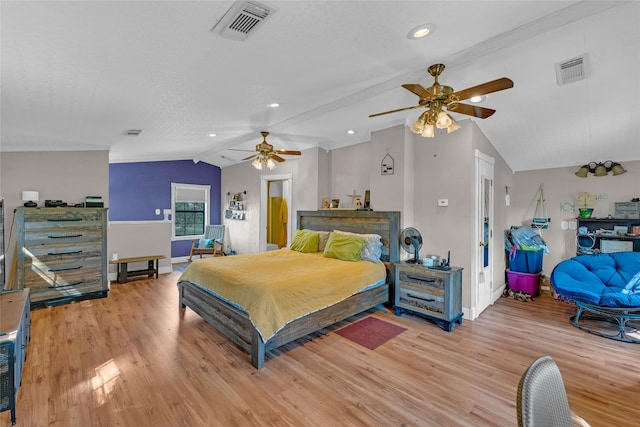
[381,153,394,175]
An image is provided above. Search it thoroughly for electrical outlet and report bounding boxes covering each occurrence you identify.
[596,193,608,200]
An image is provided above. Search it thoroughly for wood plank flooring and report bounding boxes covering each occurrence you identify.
[2,270,639,426]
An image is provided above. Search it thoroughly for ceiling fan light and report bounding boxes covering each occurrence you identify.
[422,124,435,138]
[436,111,452,129]
[611,163,627,176]
[593,163,608,176]
[266,158,276,170]
[410,119,424,134]
[447,116,460,133]
[574,165,589,178]
[252,158,263,170]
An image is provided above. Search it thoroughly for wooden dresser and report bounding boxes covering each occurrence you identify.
[394,263,463,332]
[0,289,30,425]
[16,207,108,308]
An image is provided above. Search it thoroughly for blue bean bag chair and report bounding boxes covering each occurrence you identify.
[550,252,640,308]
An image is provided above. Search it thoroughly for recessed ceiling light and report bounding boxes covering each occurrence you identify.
[470,96,485,103]
[208,133,217,137]
[346,130,356,135]
[407,23,436,40]
[266,102,280,108]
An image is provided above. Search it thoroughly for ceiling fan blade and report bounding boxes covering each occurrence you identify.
[276,150,301,156]
[452,77,514,102]
[402,83,432,99]
[369,105,423,118]
[447,103,496,119]
[242,154,258,161]
[229,148,257,152]
[271,154,286,162]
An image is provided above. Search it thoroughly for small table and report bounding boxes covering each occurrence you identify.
[109,255,165,283]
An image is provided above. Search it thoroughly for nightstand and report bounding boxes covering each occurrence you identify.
[394,263,463,332]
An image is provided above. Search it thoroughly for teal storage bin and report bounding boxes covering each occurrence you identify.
[509,249,543,274]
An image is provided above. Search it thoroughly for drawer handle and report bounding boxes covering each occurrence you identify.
[48,265,82,272]
[407,293,436,302]
[49,281,83,289]
[48,234,83,239]
[48,250,83,256]
[407,274,436,283]
[48,218,82,222]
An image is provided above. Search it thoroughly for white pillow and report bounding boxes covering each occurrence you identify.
[333,230,382,263]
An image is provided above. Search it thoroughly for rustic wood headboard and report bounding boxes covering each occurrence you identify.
[296,210,401,263]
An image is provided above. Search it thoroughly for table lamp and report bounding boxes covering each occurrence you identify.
[22,190,39,207]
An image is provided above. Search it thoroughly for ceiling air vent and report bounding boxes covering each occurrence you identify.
[122,129,142,136]
[555,54,588,86]
[211,1,274,41]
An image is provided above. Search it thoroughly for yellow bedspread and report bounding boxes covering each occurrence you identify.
[178,249,386,342]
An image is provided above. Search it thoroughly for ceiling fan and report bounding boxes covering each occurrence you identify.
[230,131,301,170]
[369,64,514,137]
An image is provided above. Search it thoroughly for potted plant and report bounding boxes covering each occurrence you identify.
[576,192,596,218]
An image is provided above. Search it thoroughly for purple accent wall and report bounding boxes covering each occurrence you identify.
[109,160,221,257]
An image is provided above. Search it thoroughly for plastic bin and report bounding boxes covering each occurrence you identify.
[509,249,543,273]
[506,269,540,297]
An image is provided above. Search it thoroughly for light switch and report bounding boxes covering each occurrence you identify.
[438,199,449,207]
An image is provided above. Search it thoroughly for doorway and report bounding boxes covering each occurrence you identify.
[473,149,494,318]
[259,174,292,253]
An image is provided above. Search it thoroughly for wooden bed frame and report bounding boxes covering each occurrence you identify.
[177,210,401,369]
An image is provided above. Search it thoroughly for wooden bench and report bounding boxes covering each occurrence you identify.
[109,255,165,283]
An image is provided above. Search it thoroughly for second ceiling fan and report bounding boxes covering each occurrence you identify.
[230,131,301,170]
[370,63,514,137]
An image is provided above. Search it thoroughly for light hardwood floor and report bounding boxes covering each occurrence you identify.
[2,270,639,427]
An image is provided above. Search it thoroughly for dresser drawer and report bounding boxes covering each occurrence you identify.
[23,256,103,289]
[29,278,106,303]
[22,208,104,223]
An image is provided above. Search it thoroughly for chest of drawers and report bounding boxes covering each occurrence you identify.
[0,289,30,425]
[16,207,108,307]
[394,263,463,332]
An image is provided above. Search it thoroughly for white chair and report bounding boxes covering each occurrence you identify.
[517,355,574,427]
[188,225,224,261]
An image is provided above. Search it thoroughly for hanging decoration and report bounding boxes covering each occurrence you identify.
[381,152,394,175]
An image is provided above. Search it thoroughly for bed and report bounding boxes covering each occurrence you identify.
[177,210,400,369]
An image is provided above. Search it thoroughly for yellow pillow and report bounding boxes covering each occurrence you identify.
[323,232,366,262]
[290,229,320,253]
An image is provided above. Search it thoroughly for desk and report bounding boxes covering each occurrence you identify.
[109,255,165,283]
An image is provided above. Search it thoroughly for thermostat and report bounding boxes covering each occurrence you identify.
[438,199,449,207]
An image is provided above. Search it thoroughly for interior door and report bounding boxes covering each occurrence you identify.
[475,150,494,316]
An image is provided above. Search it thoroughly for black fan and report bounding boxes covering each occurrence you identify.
[400,227,423,264]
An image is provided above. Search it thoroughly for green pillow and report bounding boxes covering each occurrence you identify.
[290,229,320,253]
[323,232,366,262]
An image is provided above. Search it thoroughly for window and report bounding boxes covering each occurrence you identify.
[171,183,210,240]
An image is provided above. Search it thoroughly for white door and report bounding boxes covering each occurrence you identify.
[474,150,494,316]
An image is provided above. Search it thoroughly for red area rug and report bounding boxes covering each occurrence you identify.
[335,317,407,350]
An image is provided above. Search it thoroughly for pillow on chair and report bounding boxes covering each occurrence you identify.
[198,238,214,248]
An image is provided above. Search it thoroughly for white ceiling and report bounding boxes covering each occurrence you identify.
[1,1,639,172]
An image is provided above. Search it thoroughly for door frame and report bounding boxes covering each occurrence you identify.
[471,149,494,320]
[259,174,292,252]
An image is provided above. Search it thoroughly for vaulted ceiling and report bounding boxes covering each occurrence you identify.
[2,1,638,172]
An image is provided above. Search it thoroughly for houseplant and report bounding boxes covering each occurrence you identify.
[576,192,596,218]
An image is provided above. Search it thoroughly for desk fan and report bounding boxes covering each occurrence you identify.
[400,227,422,264]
